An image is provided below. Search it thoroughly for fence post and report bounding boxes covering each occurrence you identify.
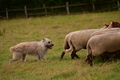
[24,6,28,18]
[6,8,8,19]
[117,0,120,11]
[92,3,95,11]
[43,4,47,16]
[66,2,70,15]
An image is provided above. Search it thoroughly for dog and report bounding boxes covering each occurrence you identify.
[9,38,54,63]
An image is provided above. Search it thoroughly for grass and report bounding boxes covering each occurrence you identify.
[0,11,120,80]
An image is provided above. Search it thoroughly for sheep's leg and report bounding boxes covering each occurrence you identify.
[60,51,65,60]
[71,51,75,59]
[87,54,93,66]
[100,55,110,62]
[74,52,80,59]
[71,50,80,59]
[85,56,88,62]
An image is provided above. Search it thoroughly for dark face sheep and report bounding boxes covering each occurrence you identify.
[102,22,120,29]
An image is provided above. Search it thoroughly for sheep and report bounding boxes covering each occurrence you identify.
[60,22,120,60]
[85,32,120,66]
[87,22,120,63]
[60,29,99,60]
[91,28,120,37]
[92,22,120,37]
[105,22,120,29]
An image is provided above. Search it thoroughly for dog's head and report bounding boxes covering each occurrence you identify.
[42,38,54,49]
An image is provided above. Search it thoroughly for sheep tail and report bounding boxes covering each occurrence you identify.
[85,44,92,62]
[65,40,73,53]
[60,35,73,60]
[87,44,92,55]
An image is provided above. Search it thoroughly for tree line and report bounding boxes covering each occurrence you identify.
[0,0,116,10]
[0,0,119,19]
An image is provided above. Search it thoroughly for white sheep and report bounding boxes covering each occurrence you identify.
[60,29,99,60]
[85,32,120,66]
[60,22,120,60]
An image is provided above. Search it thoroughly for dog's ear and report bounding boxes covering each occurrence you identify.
[42,38,45,42]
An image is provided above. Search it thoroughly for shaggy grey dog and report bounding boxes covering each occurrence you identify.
[9,38,54,63]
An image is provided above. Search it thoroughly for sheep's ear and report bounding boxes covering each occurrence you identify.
[112,21,115,24]
[109,22,114,25]
[42,38,45,42]
[110,22,113,24]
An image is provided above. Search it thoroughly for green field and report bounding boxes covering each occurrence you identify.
[0,11,120,80]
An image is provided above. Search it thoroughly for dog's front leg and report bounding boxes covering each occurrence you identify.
[41,56,47,61]
[39,54,47,61]
[34,54,41,61]
[22,54,26,62]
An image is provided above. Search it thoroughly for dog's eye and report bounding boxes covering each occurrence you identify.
[48,41,50,43]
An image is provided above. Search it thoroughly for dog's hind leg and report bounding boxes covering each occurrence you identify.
[9,52,21,64]
[9,58,20,63]
[22,54,26,62]
[38,55,41,61]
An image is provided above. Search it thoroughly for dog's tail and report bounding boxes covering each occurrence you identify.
[9,45,23,52]
[9,46,16,52]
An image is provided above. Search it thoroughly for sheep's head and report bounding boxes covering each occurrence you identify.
[102,22,120,29]
[108,22,120,28]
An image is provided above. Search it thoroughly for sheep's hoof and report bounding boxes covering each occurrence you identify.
[90,64,93,66]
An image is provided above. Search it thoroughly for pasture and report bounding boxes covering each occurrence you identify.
[0,11,120,80]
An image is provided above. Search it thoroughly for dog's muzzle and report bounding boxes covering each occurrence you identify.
[47,44,54,49]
